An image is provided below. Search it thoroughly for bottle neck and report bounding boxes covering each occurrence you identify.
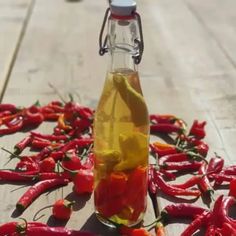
[108,51,137,73]
[107,16,139,73]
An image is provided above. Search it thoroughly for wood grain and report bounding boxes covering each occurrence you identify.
[0,0,34,100]
[0,0,236,235]
[0,0,155,235]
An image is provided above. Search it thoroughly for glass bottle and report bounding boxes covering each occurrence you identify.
[94,0,149,227]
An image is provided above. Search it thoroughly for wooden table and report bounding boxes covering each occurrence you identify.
[0,0,236,235]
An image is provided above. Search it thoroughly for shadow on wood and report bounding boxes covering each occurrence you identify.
[80,213,119,236]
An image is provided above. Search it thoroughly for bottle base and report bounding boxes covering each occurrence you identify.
[95,211,144,228]
[95,212,117,228]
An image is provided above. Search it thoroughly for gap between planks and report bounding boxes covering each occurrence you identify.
[0,0,36,102]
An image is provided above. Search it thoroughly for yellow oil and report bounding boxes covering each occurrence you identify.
[94,69,149,226]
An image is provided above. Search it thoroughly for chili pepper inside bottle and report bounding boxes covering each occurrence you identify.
[94,0,149,228]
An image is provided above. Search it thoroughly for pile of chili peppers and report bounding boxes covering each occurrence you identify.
[1,102,236,235]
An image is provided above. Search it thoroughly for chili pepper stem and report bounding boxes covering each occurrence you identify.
[81,143,93,160]
[0,146,20,159]
[58,162,77,176]
[187,151,208,164]
[33,205,53,221]
[142,216,162,228]
[48,83,67,104]
[17,218,28,233]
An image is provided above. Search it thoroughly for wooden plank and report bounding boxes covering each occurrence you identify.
[0,0,33,100]
[1,0,236,235]
[184,0,236,68]
[137,0,236,234]
[182,0,236,163]
[0,0,155,234]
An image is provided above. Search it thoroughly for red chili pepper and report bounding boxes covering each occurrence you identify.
[0,222,17,235]
[39,157,56,172]
[0,110,12,117]
[24,226,96,236]
[4,116,23,128]
[31,131,69,141]
[221,165,236,175]
[207,156,224,177]
[62,151,82,171]
[229,179,236,198]
[73,118,91,134]
[172,175,204,189]
[0,103,17,113]
[189,120,206,139]
[96,172,128,218]
[153,172,201,197]
[52,199,74,220]
[159,169,176,181]
[150,142,179,157]
[16,178,69,212]
[37,172,71,181]
[185,137,205,146]
[60,138,93,153]
[14,136,32,154]
[149,114,177,124]
[48,104,65,113]
[198,162,214,195]
[205,225,217,236]
[0,221,47,236]
[180,211,211,236]
[50,151,64,161]
[0,170,35,182]
[193,143,209,157]
[0,119,23,135]
[161,161,202,172]
[54,127,66,135]
[43,113,60,121]
[213,174,236,185]
[23,106,44,126]
[222,197,236,225]
[207,195,236,229]
[221,222,236,235]
[48,100,63,107]
[16,159,39,172]
[31,138,51,149]
[158,153,189,166]
[150,124,184,134]
[41,106,55,113]
[161,203,207,222]
[36,147,53,160]
[148,165,158,195]
[72,169,94,195]
[64,103,93,121]
[78,106,94,120]
[126,167,147,221]
[0,113,19,126]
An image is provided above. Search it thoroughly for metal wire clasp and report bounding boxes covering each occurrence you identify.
[132,12,144,64]
[99,8,110,56]
[98,8,144,65]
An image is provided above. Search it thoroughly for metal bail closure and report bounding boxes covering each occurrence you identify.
[99,8,110,56]
[132,12,144,65]
[98,1,144,64]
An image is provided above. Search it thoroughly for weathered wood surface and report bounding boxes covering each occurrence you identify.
[0,0,33,100]
[0,0,236,235]
[0,0,154,235]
